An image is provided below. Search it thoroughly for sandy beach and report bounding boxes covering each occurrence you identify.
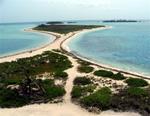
[0,27,144,116]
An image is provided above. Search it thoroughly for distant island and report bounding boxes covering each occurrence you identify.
[103,20,139,23]
[47,21,64,25]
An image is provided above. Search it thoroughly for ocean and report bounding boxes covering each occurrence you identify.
[0,23,55,57]
[67,21,150,76]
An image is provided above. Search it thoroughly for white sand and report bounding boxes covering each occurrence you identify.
[0,27,141,116]
[0,103,140,116]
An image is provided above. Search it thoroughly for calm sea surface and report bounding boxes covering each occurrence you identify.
[67,21,150,76]
[0,23,54,57]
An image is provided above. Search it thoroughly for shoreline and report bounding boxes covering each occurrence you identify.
[0,26,150,80]
[0,29,60,59]
[60,27,150,80]
[0,29,62,63]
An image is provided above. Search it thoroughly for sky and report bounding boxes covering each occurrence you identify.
[0,0,150,23]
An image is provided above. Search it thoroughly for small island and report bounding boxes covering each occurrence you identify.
[103,20,139,23]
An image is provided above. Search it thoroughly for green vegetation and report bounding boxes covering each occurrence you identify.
[79,86,150,115]
[80,87,112,110]
[125,78,149,87]
[0,79,66,108]
[127,87,148,97]
[111,88,150,116]
[111,72,126,80]
[42,79,66,100]
[94,70,113,77]
[73,77,92,85]
[53,71,68,80]
[77,65,94,73]
[0,51,72,85]
[94,70,126,80]
[0,51,71,108]
[0,88,28,108]
[71,85,96,98]
[34,24,104,34]
[77,60,91,66]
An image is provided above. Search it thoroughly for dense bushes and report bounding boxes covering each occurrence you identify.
[111,72,126,80]
[0,79,66,108]
[77,65,94,73]
[0,51,72,84]
[111,88,150,116]
[94,70,126,80]
[127,87,148,97]
[0,88,28,108]
[71,86,83,98]
[94,70,113,77]
[79,86,150,115]
[125,78,148,87]
[80,87,112,110]
[71,85,96,98]
[73,77,92,85]
[53,71,68,80]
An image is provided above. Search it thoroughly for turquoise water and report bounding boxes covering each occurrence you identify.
[68,22,150,76]
[0,23,54,57]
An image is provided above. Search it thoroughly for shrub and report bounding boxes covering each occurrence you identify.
[77,60,91,66]
[71,85,96,98]
[73,77,92,85]
[71,86,83,98]
[77,65,94,73]
[111,72,126,80]
[0,88,28,108]
[94,70,113,77]
[111,88,150,116]
[53,71,68,79]
[125,78,149,87]
[0,76,23,85]
[80,87,112,110]
[44,86,66,100]
[42,79,66,99]
[127,87,148,97]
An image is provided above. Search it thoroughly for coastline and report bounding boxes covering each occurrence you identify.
[61,27,150,80]
[1,26,150,80]
[0,29,60,63]
[0,26,143,116]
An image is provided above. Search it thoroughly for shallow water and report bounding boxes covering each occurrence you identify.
[0,23,54,57]
[68,21,150,76]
